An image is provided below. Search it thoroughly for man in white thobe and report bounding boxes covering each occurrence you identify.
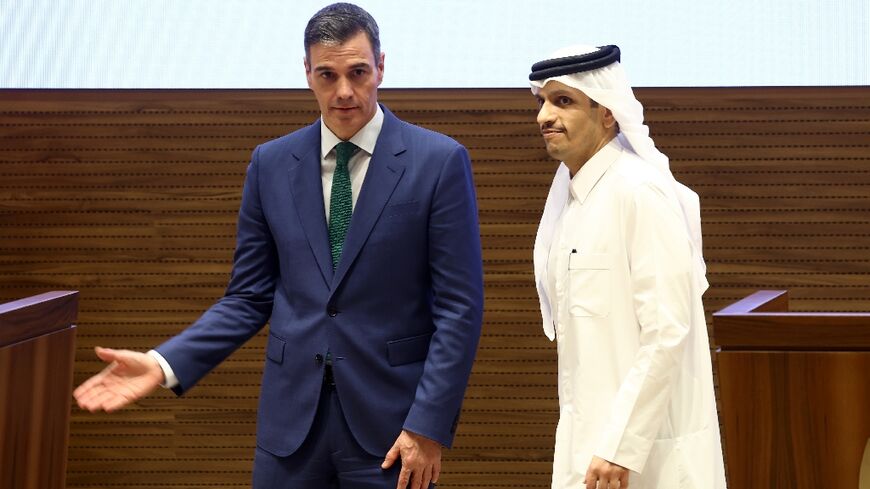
[529,45,727,489]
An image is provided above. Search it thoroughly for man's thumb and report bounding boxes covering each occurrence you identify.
[94,346,117,364]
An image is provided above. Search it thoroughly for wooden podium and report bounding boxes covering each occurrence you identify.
[0,291,79,489]
[714,290,870,489]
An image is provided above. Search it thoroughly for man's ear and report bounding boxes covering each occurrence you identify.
[304,57,314,90]
[376,51,385,85]
[602,107,617,129]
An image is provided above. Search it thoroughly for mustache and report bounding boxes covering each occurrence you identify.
[540,123,564,134]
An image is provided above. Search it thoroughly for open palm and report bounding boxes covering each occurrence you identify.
[74,347,164,413]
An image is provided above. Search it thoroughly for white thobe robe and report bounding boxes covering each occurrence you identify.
[539,138,726,489]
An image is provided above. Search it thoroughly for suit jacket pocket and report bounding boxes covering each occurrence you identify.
[386,332,433,366]
[383,201,419,219]
[266,333,285,364]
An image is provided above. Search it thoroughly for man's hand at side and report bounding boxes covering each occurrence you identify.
[73,347,164,413]
[585,455,629,489]
[382,429,442,489]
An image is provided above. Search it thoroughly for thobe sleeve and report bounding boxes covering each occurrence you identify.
[594,182,693,473]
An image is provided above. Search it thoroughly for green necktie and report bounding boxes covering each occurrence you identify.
[329,141,357,269]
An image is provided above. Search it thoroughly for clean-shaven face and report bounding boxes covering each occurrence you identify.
[305,31,385,140]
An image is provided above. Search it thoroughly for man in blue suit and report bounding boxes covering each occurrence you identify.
[74,4,484,488]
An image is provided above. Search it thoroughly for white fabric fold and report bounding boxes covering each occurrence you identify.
[533,162,571,340]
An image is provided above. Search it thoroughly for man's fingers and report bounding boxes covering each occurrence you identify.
[396,466,411,489]
[409,465,424,489]
[589,471,628,488]
[420,464,433,489]
[74,385,104,410]
[432,461,441,484]
[73,362,115,398]
[74,347,121,402]
[73,378,100,403]
[75,375,114,410]
[585,474,598,489]
[83,388,116,413]
[382,444,400,469]
[103,393,134,413]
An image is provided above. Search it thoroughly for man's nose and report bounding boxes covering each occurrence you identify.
[537,102,555,127]
[335,77,353,99]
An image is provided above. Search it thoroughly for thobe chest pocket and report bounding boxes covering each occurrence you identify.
[567,252,611,317]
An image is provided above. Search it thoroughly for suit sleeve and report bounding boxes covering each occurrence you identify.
[402,144,484,447]
[594,182,693,473]
[155,146,278,394]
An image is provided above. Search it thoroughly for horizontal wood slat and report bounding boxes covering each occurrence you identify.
[1,86,869,488]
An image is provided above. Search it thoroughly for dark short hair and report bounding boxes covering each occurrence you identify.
[304,3,381,62]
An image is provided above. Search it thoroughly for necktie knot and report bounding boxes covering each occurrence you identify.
[334,141,358,169]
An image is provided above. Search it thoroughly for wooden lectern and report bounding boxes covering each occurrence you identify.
[714,290,870,489]
[0,291,79,489]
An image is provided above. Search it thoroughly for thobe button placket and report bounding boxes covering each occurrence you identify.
[554,244,569,336]
[327,306,338,317]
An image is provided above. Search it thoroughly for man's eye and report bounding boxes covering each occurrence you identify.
[558,96,572,105]
[320,72,334,80]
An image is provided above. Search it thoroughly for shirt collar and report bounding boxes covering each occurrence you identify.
[320,104,384,159]
[569,137,622,204]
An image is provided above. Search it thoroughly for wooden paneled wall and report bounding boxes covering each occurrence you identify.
[1,87,869,488]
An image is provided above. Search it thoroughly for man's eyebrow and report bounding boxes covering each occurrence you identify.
[547,89,575,98]
[313,62,371,73]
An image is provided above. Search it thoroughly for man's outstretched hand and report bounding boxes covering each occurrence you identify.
[73,347,164,413]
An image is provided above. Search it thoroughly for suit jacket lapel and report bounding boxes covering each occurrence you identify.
[287,122,334,287]
[331,107,407,290]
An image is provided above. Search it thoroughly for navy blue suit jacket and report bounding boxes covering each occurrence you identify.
[155,105,484,458]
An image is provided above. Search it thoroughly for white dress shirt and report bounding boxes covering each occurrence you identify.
[320,105,384,220]
[149,106,386,389]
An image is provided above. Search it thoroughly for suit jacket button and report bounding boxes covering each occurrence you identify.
[327,307,338,317]
[315,353,324,364]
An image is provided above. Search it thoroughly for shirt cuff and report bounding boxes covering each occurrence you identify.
[146,349,179,389]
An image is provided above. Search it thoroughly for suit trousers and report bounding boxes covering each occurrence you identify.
[252,371,434,489]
